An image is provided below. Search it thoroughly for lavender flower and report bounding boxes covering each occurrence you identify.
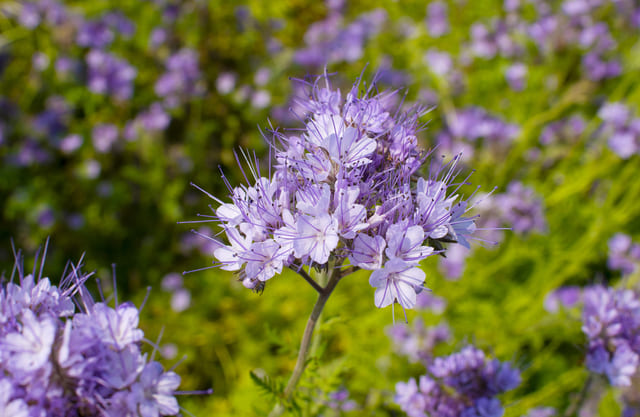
[0,244,186,416]
[395,346,521,417]
[582,285,640,386]
[194,72,483,310]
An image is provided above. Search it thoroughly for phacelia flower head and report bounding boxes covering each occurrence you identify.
[193,70,485,311]
[395,346,521,417]
[582,285,640,386]
[0,242,186,416]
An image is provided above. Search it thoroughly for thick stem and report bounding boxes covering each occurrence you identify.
[268,268,342,417]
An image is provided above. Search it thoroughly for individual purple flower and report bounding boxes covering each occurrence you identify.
[216,72,237,95]
[133,361,181,416]
[582,285,640,386]
[370,259,426,309]
[150,27,168,47]
[194,71,484,310]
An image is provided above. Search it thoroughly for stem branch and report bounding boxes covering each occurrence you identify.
[291,265,324,294]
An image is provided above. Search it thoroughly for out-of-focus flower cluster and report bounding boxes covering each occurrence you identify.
[582,285,640,387]
[387,292,450,362]
[438,181,546,280]
[206,73,481,310]
[608,233,640,276]
[599,102,640,159]
[0,250,182,416]
[395,346,521,417]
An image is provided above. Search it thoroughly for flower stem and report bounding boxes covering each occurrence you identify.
[268,268,342,417]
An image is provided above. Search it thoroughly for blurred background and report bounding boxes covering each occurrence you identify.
[1,0,640,415]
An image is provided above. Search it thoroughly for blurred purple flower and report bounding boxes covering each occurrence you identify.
[544,286,582,313]
[155,49,203,106]
[150,27,168,47]
[387,318,451,363]
[426,2,449,37]
[608,233,640,275]
[425,49,453,76]
[92,123,119,153]
[505,63,527,91]
[77,20,115,48]
[86,50,137,101]
[216,72,237,95]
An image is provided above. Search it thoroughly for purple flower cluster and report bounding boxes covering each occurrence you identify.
[325,388,357,412]
[77,12,135,49]
[395,346,521,417]
[492,182,547,235]
[87,50,137,101]
[436,182,545,280]
[525,2,622,80]
[387,318,451,363]
[608,233,640,276]
[18,0,67,29]
[436,107,520,158]
[124,102,171,141]
[582,285,640,386]
[598,103,640,159]
[204,73,481,310]
[0,250,182,416]
[539,115,586,146]
[294,9,387,67]
[155,49,204,107]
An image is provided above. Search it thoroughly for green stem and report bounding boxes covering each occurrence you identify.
[268,268,342,417]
